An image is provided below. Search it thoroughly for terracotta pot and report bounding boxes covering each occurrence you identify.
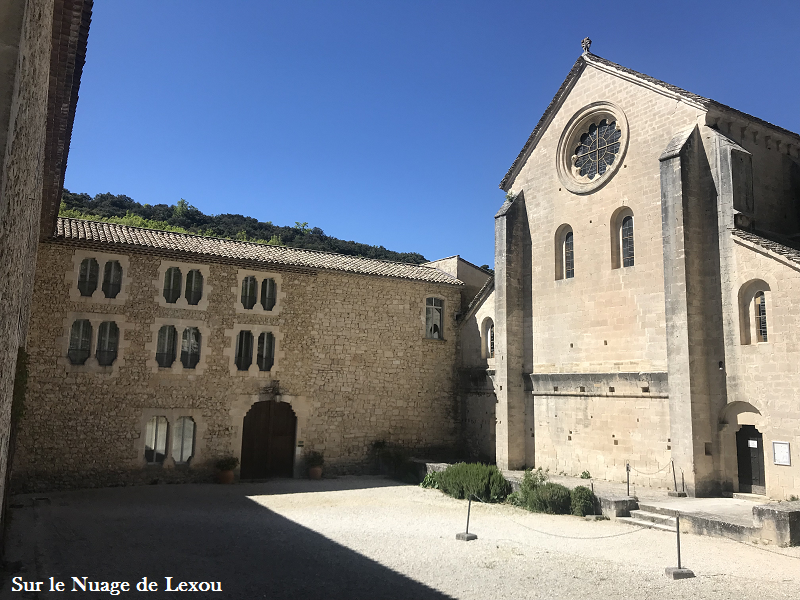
[308,466,323,480]
[216,469,235,484]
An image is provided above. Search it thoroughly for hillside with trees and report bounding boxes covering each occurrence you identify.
[59,190,428,264]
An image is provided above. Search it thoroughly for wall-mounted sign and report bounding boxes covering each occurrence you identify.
[773,441,791,466]
[748,439,758,448]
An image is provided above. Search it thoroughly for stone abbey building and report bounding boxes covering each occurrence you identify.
[492,44,800,500]
[10,42,800,502]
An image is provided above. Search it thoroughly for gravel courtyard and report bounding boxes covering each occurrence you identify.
[3,476,799,599]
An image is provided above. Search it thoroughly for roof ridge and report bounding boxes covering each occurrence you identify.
[56,216,441,271]
[500,52,800,190]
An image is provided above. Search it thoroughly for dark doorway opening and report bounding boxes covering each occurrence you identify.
[241,401,297,479]
[736,424,765,495]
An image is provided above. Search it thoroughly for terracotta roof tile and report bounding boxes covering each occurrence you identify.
[53,217,463,285]
[732,229,800,265]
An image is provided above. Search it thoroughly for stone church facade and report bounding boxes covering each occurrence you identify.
[493,46,800,500]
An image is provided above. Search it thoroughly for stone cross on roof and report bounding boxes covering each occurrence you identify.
[581,37,592,54]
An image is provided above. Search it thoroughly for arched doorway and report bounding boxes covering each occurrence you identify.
[240,401,297,479]
[736,425,765,495]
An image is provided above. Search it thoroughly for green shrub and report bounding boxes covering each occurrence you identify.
[580,470,591,479]
[437,463,511,503]
[528,482,572,514]
[304,451,324,468]
[570,485,596,516]
[420,472,440,489]
[215,456,239,471]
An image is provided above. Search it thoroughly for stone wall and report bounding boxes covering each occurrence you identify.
[12,242,462,492]
[459,289,496,462]
[0,0,54,506]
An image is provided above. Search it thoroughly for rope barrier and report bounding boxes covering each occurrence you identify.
[627,461,672,476]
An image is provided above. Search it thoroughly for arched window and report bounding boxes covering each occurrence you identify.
[737,280,771,345]
[96,321,119,366]
[180,327,202,369]
[102,260,123,298]
[185,269,204,305]
[554,225,574,280]
[425,297,444,339]
[172,417,195,464]
[481,318,495,359]
[156,325,178,368]
[68,319,92,365]
[235,330,254,371]
[564,232,574,278]
[144,416,168,464]
[261,278,277,311]
[78,258,99,296]
[755,292,768,343]
[257,332,275,371]
[241,276,257,309]
[163,267,182,303]
[621,216,634,267]
[610,207,634,269]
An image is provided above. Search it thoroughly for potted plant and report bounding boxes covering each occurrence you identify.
[214,456,239,484]
[305,451,324,480]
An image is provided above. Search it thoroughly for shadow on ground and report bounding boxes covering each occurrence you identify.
[3,478,453,599]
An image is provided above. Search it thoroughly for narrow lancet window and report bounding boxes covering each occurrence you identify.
[181,327,201,369]
[163,267,182,304]
[257,332,275,371]
[68,319,92,365]
[156,325,178,367]
[185,269,204,305]
[96,321,119,366]
[621,215,634,267]
[78,258,99,296]
[102,260,123,298]
[241,276,257,309]
[755,292,768,342]
[564,232,574,279]
[261,278,277,311]
[235,330,254,371]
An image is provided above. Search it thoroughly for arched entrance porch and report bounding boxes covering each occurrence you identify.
[719,401,767,496]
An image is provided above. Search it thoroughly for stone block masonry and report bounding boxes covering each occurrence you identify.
[12,241,462,492]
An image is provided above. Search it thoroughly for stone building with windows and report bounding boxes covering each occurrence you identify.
[493,43,800,500]
[11,217,487,491]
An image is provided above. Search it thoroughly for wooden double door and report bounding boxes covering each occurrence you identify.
[736,425,765,495]
[240,401,297,479]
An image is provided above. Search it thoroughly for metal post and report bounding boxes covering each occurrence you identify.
[456,497,478,541]
[681,470,685,493]
[626,462,630,496]
[466,498,472,535]
[676,514,681,569]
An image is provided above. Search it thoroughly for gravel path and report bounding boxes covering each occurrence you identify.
[3,477,799,599]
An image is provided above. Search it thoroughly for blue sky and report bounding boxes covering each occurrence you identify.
[64,0,800,267]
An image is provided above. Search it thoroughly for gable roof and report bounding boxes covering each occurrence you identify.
[52,217,463,285]
[500,52,800,191]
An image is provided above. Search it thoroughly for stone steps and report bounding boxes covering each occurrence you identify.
[617,509,676,532]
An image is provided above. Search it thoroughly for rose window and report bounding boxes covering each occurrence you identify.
[573,119,622,179]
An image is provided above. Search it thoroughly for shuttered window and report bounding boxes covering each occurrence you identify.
[68,319,92,365]
[257,332,275,371]
[78,258,99,296]
[241,276,257,309]
[185,269,204,305]
[96,321,119,366]
[261,278,277,311]
[163,267,182,304]
[156,325,178,367]
[235,330,254,371]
